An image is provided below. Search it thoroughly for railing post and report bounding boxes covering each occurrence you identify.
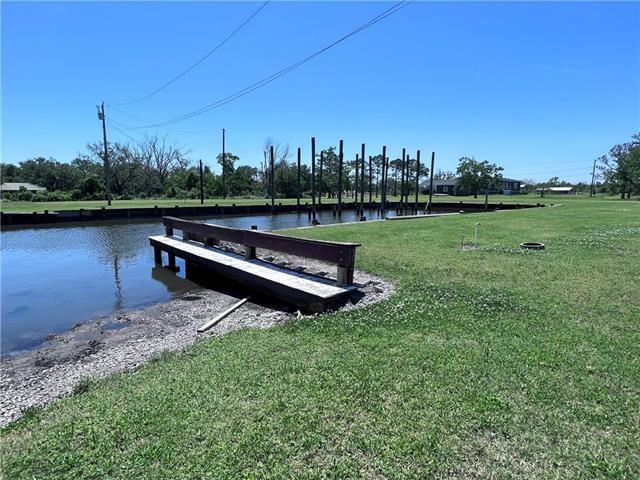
[165,225,174,236]
[244,245,257,260]
[336,264,354,287]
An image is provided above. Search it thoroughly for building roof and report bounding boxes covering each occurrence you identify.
[0,182,47,192]
[547,186,574,192]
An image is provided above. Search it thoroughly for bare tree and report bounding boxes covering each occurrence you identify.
[134,134,190,194]
[261,137,290,190]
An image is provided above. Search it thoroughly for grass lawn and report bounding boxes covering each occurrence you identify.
[0,193,565,213]
[1,197,639,478]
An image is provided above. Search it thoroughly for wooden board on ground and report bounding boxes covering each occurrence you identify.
[149,235,357,312]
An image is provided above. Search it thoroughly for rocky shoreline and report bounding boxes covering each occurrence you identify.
[0,256,393,427]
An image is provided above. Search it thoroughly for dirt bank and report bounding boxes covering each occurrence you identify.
[0,254,393,427]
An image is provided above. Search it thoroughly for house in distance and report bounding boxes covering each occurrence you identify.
[423,178,523,196]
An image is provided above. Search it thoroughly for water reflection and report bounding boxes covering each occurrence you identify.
[0,208,404,355]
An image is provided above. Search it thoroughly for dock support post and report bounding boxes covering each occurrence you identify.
[154,246,162,265]
[168,253,177,271]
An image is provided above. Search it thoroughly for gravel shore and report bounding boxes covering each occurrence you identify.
[0,253,393,427]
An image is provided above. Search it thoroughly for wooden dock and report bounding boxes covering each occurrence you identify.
[150,217,361,312]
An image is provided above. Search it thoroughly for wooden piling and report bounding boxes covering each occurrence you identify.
[338,140,343,216]
[427,151,435,213]
[368,155,373,204]
[354,154,359,207]
[311,137,317,221]
[319,150,323,207]
[360,144,366,210]
[401,148,406,210]
[381,146,387,214]
[296,147,301,209]
[415,150,420,211]
[270,145,275,210]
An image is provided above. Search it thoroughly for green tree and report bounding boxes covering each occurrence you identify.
[599,133,640,198]
[455,157,504,198]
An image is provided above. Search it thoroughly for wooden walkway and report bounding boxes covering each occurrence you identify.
[149,235,357,312]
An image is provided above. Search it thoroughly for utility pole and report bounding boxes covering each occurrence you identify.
[199,159,204,205]
[427,152,435,213]
[590,158,597,197]
[221,128,226,199]
[97,103,111,206]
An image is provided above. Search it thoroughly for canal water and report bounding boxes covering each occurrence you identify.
[1,208,402,356]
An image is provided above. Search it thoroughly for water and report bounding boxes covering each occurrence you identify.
[0,208,401,355]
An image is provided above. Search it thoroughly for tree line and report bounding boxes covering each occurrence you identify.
[1,135,435,203]
[3,132,636,202]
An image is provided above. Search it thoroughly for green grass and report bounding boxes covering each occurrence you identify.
[1,197,639,478]
[0,193,590,213]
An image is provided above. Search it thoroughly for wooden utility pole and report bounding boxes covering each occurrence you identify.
[199,159,204,205]
[296,147,301,208]
[311,137,316,220]
[590,158,597,197]
[97,103,112,206]
[338,140,344,216]
[270,145,275,208]
[427,151,435,213]
[415,150,420,210]
[221,128,226,199]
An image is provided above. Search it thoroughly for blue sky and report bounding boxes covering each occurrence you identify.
[2,1,639,182]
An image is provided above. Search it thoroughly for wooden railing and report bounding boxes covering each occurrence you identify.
[162,216,360,286]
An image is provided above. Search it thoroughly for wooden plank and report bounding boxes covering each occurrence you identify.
[163,217,360,266]
[197,297,250,333]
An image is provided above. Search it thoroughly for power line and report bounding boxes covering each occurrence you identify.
[116,1,271,106]
[118,0,412,129]
[107,105,211,135]
[108,121,143,143]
